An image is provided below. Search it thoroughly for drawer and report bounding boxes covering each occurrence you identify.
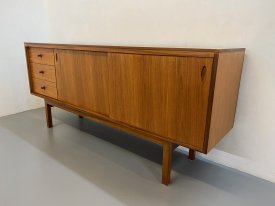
[30,63,56,82]
[32,78,57,99]
[29,48,55,65]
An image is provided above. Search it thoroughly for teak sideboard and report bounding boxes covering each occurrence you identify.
[24,43,245,185]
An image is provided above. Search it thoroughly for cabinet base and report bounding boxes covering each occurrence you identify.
[44,99,198,185]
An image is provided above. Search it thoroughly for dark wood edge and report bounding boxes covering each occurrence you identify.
[24,44,214,58]
[202,53,220,153]
[216,48,246,53]
[24,42,245,52]
[53,50,59,97]
[24,43,244,58]
[43,96,205,152]
[24,47,33,93]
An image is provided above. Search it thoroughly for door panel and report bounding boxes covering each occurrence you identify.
[108,53,213,149]
[55,50,109,116]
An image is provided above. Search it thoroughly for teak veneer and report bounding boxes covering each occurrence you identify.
[25,42,245,185]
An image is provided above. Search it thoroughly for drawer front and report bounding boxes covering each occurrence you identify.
[30,63,56,82]
[29,48,55,65]
[32,78,57,99]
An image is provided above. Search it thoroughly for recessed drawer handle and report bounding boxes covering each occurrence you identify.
[41,86,46,90]
[37,54,43,58]
[39,70,44,74]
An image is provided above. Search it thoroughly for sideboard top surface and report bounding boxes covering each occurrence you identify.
[25,42,245,58]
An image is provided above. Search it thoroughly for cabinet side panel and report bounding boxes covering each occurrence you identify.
[207,51,245,152]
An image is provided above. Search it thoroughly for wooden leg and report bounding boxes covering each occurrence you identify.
[79,115,83,118]
[45,102,53,128]
[188,149,196,160]
[162,142,172,185]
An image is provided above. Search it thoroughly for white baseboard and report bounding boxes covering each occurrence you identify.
[176,146,275,183]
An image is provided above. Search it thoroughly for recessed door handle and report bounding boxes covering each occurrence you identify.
[41,86,46,90]
[37,54,43,58]
[201,66,207,81]
[39,70,44,74]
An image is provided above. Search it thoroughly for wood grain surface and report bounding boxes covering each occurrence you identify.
[207,51,245,151]
[108,53,213,149]
[55,50,109,116]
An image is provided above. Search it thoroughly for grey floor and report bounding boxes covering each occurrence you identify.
[0,108,274,206]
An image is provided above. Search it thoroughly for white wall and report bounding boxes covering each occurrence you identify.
[44,0,275,182]
[0,0,49,117]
